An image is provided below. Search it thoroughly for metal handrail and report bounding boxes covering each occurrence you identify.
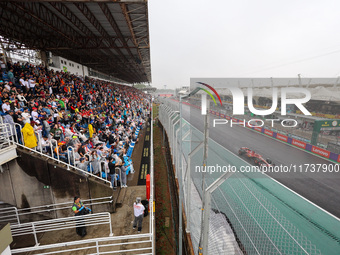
[0,196,113,225]
[17,196,113,212]
[0,207,20,224]
[11,212,113,246]
[67,146,76,167]
[13,123,22,144]
[49,141,54,158]
[11,233,152,254]
[13,141,111,187]
[50,138,60,164]
[100,160,108,181]
[89,162,93,175]
[7,129,112,186]
[2,196,110,213]
[150,101,155,254]
[0,123,15,149]
[34,130,42,153]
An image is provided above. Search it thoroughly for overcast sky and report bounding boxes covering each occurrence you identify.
[148,0,340,89]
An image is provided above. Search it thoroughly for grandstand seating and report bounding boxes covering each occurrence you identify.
[0,61,150,188]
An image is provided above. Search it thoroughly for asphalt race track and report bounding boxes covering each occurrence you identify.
[177,101,340,218]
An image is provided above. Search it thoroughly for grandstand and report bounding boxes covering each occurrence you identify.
[0,1,155,254]
[0,61,154,253]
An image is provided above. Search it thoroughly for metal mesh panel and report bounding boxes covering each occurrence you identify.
[158,100,340,255]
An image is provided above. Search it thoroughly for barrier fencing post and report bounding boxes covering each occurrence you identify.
[32,223,39,246]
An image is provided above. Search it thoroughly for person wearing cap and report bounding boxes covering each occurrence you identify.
[133,197,145,233]
[78,143,86,158]
[72,196,89,237]
[2,100,10,113]
[77,157,88,174]
[72,197,88,216]
[13,108,24,125]
[31,107,38,121]
[77,129,86,143]
[38,135,51,153]
[69,135,80,147]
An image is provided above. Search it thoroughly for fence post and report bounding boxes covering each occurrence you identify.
[14,207,20,225]
[104,162,108,181]
[96,240,100,255]
[51,139,60,164]
[9,125,14,146]
[186,141,203,234]
[108,213,113,237]
[32,223,39,246]
[49,141,54,158]
[66,148,71,170]
[67,146,76,170]
[201,190,211,254]
[14,123,20,144]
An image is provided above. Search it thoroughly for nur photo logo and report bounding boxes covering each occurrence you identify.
[197,82,311,116]
[190,78,320,129]
[195,82,223,115]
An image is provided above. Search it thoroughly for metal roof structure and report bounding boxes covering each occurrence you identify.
[0,0,151,83]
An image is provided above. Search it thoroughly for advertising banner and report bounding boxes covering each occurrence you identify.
[311,146,331,158]
[264,129,273,137]
[276,133,288,142]
[292,139,307,149]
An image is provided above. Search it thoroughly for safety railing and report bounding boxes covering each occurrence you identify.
[101,160,108,181]
[11,212,113,246]
[7,126,112,187]
[1,115,145,189]
[11,233,153,254]
[0,207,20,225]
[150,103,155,254]
[0,196,113,225]
[0,123,15,149]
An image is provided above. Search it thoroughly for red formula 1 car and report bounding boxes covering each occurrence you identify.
[238,147,275,167]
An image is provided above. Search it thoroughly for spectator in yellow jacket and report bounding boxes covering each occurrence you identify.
[88,121,94,138]
[22,122,37,149]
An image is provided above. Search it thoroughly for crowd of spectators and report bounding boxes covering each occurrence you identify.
[0,61,151,189]
[305,103,340,116]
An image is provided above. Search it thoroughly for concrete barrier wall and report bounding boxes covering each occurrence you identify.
[0,148,114,222]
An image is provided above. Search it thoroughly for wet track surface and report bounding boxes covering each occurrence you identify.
[179,103,340,218]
